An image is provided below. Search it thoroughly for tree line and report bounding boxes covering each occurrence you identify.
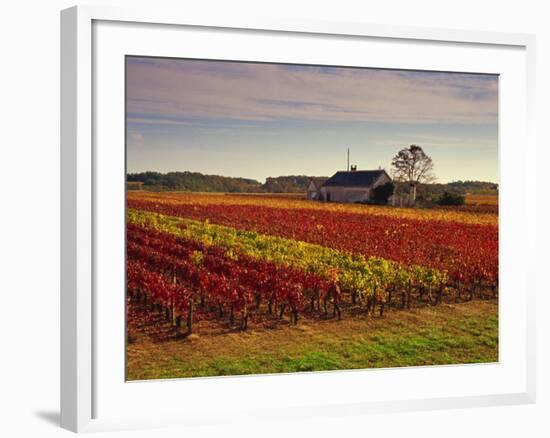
[127,171,324,193]
[127,148,497,204]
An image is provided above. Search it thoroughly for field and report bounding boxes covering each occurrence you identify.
[126,191,499,380]
[465,194,499,205]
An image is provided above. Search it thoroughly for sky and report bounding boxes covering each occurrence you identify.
[126,56,499,184]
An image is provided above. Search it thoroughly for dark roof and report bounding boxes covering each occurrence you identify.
[308,177,328,190]
[322,170,390,188]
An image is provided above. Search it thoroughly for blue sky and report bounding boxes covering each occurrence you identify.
[126,57,498,183]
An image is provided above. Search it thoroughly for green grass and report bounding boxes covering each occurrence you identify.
[128,301,498,380]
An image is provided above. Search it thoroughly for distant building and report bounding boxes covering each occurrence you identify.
[306,178,328,200]
[313,169,391,203]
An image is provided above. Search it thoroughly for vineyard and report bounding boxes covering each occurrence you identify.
[127,192,498,348]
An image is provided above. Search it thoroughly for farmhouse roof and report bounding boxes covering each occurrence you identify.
[323,170,390,188]
[308,177,328,190]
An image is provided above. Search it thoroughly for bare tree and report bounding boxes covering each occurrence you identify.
[391,145,435,205]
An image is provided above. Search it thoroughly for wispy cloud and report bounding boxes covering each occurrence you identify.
[126,58,498,126]
[125,57,498,183]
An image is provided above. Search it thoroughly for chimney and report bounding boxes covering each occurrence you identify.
[350,165,357,172]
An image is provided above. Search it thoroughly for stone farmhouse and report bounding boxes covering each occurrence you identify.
[308,169,391,203]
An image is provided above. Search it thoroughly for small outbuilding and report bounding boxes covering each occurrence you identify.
[317,169,391,203]
[306,177,328,200]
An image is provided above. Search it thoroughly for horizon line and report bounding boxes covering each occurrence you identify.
[126,169,499,186]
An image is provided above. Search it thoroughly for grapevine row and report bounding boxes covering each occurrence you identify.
[127,198,498,291]
[126,218,483,333]
[127,224,331,330]
[127,209,450,300]
[128,191,498,225]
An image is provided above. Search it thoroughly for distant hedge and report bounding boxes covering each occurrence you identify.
[370,182,395,205]
[436,191,465,206]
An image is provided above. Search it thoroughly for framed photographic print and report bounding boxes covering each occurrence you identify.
[61,5,536,433]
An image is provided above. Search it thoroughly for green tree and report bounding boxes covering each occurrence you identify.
[437,191,465,206]
[370,182,394,205]
[391,145,435,206]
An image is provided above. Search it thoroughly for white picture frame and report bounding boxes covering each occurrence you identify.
[61,4,536,433]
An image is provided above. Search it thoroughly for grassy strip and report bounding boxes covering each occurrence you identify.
[127,301,498,380]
